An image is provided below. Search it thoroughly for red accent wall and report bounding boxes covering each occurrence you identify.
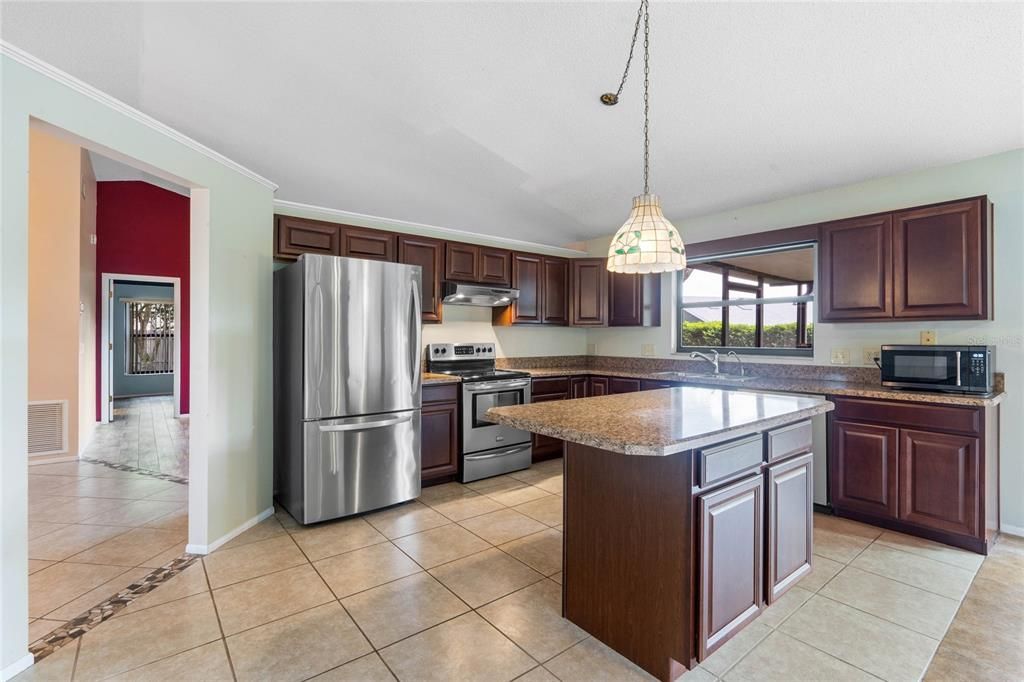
[95,181,190,417]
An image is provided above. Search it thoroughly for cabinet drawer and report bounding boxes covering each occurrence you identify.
[698,434,764,489]
[832,397,981,435]
[423,383,459,404]
[767,420,813,462]
[532,377,569,395]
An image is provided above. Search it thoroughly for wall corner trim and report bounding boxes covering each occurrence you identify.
[1,653,35,681]
[185,506,274,555]
[0,40,279,192]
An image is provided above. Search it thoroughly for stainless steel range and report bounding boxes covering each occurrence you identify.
[427,343,532,482]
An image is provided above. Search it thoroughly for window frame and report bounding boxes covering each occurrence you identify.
[675,243,816,357]
[125,299,176,376]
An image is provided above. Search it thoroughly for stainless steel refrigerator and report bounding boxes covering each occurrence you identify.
[274,254,422,524]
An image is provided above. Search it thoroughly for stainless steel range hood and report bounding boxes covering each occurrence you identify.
[442,281,519,307]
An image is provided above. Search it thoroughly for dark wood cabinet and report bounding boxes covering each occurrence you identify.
[893,199,987,319]
[608,377,641,394]
[398,235,444,323]
[640,380,679,390]
[609,273,661,326]
[542,258,569,325]
[589,376,610,396]
[819,214,893,321]
[421,384,459,482]
[275,216,341,260]
[445,243,479,282]
[569,376,589,399]
[766,453,813,603]
[531,393,567,460]
[831,420,899,520]
[479,247,511,287]
[570,259,609,326]
[341,227,396,262]
[898,429,980,537]
[698,474,764,660]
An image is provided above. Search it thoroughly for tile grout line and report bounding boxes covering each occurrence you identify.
[200,557,239,681]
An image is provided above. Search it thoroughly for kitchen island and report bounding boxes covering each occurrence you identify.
[487,386,834,681]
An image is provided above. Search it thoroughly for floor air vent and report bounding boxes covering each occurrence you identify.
[28,400,68,456]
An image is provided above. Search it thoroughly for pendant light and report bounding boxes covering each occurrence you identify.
[602,0,686,274]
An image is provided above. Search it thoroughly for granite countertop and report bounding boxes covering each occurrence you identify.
[517,367,1005,407]
[422,372,461,385]
[487,386,834,456]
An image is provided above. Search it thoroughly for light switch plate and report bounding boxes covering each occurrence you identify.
[830,348,850,365]
[641,343,655,357]
[920,330,937,345]
[586,343,597,355]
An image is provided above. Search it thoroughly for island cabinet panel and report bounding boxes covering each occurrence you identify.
[609,272,662,326]
[421,385,459,482]
[397,235,444,323]
[275,216,341,260]
[569,376,589,399]
[819,214,893,321]
[589,376,610,397]
[766,453,814,603]
[898,429,980,537]
[570,258,609,326]
[479,247,511,286]
[341,227,396,262]
[831,420,899,519]
[608,377,642,394]
[698,474,764,660]
[893,199,987,319]
[445,243,479,282]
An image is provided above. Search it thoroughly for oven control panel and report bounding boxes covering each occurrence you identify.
[428,343,495,360]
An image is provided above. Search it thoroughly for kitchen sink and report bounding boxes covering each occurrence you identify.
[651,371,755,383]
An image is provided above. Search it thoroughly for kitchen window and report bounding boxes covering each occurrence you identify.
[126,301,175,375]
[676,244,815,356]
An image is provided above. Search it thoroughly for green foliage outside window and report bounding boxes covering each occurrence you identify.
[680,321,814,348]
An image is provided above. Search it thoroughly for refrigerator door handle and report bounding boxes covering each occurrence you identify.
[319,412,415,433]
[410,277,422,393]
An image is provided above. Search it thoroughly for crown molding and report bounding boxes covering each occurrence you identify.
[1,40,278,192]
[273,199,589,258]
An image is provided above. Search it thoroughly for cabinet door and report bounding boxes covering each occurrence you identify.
[893,199,986,319]
[275,216,341,259]
[508,253,543,324]
[899,429,980,537]
[570,259,609,326]
[608,377,641,394]
[421,401,458,481]
[589,377,609,396]
[341,227,396,262]
[698,474,764,660]
[445,243,480,282]
[831,420,898,519]
[766,453,813,603]
[608,273,661,326]
[479,247,511,287]
[819,214,893,321]
[542,257,569,325]
[531,392,566,459]
[569,376,589,399]
[398,236,444,323]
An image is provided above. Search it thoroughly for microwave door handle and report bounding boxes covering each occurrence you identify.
[955,351,962,386]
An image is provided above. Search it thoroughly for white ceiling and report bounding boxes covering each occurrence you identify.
[4,2,1022,246]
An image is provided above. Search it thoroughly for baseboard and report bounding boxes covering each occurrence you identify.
[1,653,35,681]
[186,506,274,555]
[28,454,78,466]
[999,523,1024,538]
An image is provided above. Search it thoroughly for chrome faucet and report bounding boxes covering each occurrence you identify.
[727,351,746,377]
[690,350,720,374]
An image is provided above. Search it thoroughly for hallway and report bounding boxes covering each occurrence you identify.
[83,397,188,479]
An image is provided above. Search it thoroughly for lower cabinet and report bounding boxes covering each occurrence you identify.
[531,377,569,461]
[766,453,814,603]
[421,384,459,482]
[831,420,899,519]
[698,474,764,660]
[589,377,609,396]
[608,377,641,394]
[898,429,980,537]
[569,376,589,399]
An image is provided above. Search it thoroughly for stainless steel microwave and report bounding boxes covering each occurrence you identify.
[880,345,994,395]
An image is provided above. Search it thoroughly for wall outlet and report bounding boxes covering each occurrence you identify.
[586,343,597,355]
[862,347,880,366]
[641,343,655,357]
[830,348,850,365]
[920,330,937,345]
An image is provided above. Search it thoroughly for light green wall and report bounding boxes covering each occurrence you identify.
[1,52,274,673]
[585,149,1024,532]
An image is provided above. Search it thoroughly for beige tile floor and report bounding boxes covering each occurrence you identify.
[82,396,189,478]
[17,457,1023,682]
[25,459,188,648]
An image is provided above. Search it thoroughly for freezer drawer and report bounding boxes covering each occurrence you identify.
[461,442,532,483]
[295,409,421,524]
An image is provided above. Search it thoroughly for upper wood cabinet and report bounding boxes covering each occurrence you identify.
[893,199,987,319]
[571,259,609,327]
[275,216,341,260]
[819,196,990,322]
[494,253,568,326]
[398,235,444,323]
[445,243,511,286]
[479,247,512,287]
[341,227,396,262]
[609,272,661,327]
[541,257,569,325]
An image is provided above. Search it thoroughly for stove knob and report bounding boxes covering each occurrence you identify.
[441,348,447,354]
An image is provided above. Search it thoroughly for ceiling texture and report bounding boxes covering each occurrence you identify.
[4,2,1022,246]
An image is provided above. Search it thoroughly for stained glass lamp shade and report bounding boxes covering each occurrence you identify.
[607,193,686,273]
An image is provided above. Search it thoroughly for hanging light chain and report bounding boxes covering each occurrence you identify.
[642,0,650,194]
[607,1,645,103]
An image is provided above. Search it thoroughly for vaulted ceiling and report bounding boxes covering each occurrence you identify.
[4,2,1022,246]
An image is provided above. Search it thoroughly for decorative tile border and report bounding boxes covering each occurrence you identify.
[28,553,200,661]
[81,456,189,485]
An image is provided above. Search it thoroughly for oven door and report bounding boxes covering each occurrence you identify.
[462,379,532,454]
[880,347,967,391]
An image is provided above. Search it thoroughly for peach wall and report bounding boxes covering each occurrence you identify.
[78,151,97,453]
[28,128,82,457]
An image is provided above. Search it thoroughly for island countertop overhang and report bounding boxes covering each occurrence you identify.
[486,386,835,456]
